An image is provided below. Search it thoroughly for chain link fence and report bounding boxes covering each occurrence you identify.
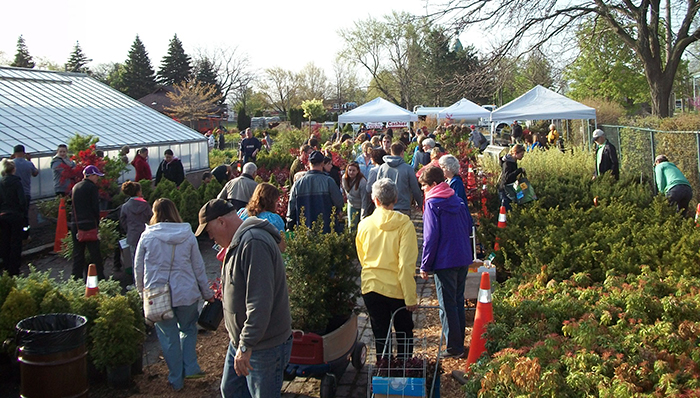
[599,125,700,202]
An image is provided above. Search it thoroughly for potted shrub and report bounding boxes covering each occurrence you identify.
[284,214,360,334]
[90,295,142,389]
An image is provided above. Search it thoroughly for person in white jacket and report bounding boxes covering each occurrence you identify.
[134,198,214,392]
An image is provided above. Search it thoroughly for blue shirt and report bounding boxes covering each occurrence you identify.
[237,208,285,233]
[448,175,474,227]
[13,157,37,196]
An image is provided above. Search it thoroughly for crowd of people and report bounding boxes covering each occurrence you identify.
[2,121,696,397]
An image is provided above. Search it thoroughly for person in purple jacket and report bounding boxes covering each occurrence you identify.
[418,166,474,359]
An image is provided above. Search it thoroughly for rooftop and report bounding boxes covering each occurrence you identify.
[0,66,205,157]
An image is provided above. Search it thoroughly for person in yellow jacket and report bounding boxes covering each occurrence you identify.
[356,177,418,360]
[547,123,559,146]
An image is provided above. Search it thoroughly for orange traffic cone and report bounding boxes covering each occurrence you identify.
[85,264,99,297]
[695,204,700,226]
[493,203,507,251]
[465,272,494,371]
[53,197,69,253]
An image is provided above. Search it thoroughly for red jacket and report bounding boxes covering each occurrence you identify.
[131,154,152,181]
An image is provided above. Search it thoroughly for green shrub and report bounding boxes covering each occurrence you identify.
[200,178,223,203]
[0,288,37,351]
[285,214,360,333]
[179,185,200,232]
[465,269,700,397]
[111,191,128,208]
[139,179,154,202]
[255,150,295,171]
[90,295,141,369]
[71,295,103,348]
[149,179,177,204]
[39,289,71,314]
[36,196,67,220]
[0,272,17,309]
[20,278,54,308]
[125,289,145,337]
[209,148,237,169]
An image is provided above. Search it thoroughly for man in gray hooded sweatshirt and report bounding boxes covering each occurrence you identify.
[376,142,423,215]
[195,199,292,398]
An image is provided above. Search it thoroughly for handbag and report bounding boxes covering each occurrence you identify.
[511,175,537,204]
[198,299,224,330]
[143,246,176,326]
[77,228,99,242]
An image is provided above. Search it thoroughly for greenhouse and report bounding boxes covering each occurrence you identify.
[0,66,208,199]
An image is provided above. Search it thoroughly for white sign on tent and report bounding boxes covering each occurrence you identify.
[387,121,409,128]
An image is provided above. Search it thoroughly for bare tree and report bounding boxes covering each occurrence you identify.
[297,62,331,101]
[425,0,700,117]
[339,11,423,108]
[259,67,300,115]
[332,57,364,109]
[193,47,255,105]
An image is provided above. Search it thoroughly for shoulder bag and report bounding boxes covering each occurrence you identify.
[143,245,176,326]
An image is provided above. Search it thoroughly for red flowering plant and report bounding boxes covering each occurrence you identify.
[61,144,119,201]
[209,278,223,300]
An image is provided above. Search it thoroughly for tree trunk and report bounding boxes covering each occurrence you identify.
[649,75,674,117]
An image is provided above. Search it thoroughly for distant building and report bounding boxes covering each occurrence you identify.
[0,66,209,199]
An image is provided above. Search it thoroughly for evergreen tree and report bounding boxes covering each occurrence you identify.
[65,41,91,73]
[11,35,34,68]
[122,35,157,99]
[195,57,223,103]
[157,34,192,86]
[237,106,251,131]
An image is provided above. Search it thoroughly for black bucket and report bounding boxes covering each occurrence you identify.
[198,299,223,331]
[16,313,88,398]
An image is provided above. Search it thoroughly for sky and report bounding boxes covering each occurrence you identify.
[0,0,489,86]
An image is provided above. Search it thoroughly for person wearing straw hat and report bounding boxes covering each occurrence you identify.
[654,155,693,217]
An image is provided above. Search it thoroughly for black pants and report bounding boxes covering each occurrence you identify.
[0,213,24,275]
[22,194,30,240]
[667,184,693,217]
[71,226,105,281]
[363,291,414,359]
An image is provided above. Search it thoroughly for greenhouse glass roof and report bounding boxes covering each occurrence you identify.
[0,66,205,157]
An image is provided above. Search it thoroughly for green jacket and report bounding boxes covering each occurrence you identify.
[655,161,690,194]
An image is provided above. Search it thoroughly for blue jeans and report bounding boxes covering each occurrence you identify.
[498,190,512,211]
[220,336,292,398]
[434,267,469,354]
[347,206,360,232]
[155,302,201,390]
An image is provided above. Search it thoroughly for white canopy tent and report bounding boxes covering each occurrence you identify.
[437,98,491,121]
[338,97,418,123]
[490,85,597,144]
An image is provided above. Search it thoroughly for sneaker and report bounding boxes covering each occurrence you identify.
[170,383,183,392]
[439,349,466,359]
[185,372,206,380]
